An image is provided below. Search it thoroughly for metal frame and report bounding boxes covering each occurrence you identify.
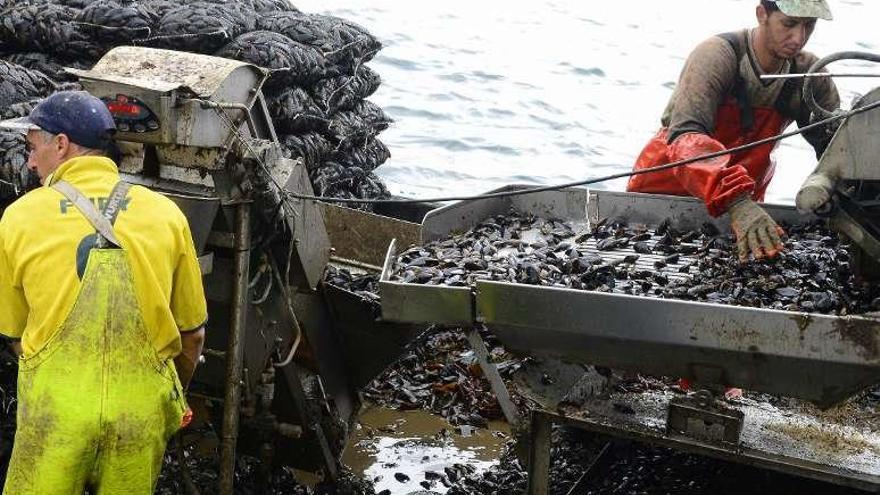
[379,239,474,325]
[381,187,880,492]
[219,202,252,494]
[465,327,521,426]
[475,279,880,407]
[456,328,880,494]
[380,188,880,406]
[525,407,880,495]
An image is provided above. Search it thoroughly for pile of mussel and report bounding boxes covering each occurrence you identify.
[391,209,880,316]
[0,0,392,210]
[443,429,597,495]
[323,265,381,302]
[323,267,528,430]
[361,326,524,428]
[444,434,861,495]
[157,438,373,494]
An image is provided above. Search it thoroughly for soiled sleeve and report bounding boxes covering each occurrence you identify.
[0,217,28,338]
[665,36,738,143]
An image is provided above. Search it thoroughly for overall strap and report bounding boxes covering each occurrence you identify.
[774,58,800,121]
[717,30,755,132]
[53,180,132,248]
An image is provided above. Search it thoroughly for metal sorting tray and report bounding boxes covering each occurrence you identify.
[379,187,880,407]
[380,238,475,325]
[552,389,880,491]
[380,185,590,326]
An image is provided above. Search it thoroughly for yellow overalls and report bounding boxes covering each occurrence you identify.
[4,181,187,494]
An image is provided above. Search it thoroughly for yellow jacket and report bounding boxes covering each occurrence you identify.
[0,155,207,359]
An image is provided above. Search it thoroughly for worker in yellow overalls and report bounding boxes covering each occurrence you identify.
[0,91,208,493]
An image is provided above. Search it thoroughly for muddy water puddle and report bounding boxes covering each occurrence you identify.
[342,404,510,494]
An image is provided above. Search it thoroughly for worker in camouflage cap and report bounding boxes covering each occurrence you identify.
[629,0,839,399]
[628,0,838,263]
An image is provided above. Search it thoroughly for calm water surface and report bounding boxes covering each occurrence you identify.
[296,0,880,204]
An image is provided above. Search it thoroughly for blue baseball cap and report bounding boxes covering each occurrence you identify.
[1,91,116,149]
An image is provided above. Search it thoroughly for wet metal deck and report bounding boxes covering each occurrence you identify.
[550,389,880,491]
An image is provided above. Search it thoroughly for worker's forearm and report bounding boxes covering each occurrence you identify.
[174,327,205,389]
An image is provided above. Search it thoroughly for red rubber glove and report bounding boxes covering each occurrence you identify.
[668,133,756,217]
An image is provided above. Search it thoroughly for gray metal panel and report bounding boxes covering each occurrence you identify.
[510,187,588,222]
[322,204,421,267]
[321,283,421,390]
[420,187,512,243]
[379,280,474,325]
[379,239,474,325]
[836,87,880,181]
[420,185,589,242]
[69,46,266,97]
[291,290,356,429]
[588,190,816,234]
[476,280,880,407]
[285,162,331,291]
[176,99,235,149]
[162,192,220,254]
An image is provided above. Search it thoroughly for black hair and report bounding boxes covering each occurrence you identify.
[761,0,780,13]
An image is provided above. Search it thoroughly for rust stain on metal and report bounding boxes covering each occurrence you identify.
[88,46,259,96]
[790,313,814,333]
[833,317,880,361]
[765,422,880,457]
[702,320,760,343]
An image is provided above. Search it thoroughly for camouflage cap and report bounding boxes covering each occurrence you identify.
[771,0,833,20]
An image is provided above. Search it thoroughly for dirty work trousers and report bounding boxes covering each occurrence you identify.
[3,247,187,494]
